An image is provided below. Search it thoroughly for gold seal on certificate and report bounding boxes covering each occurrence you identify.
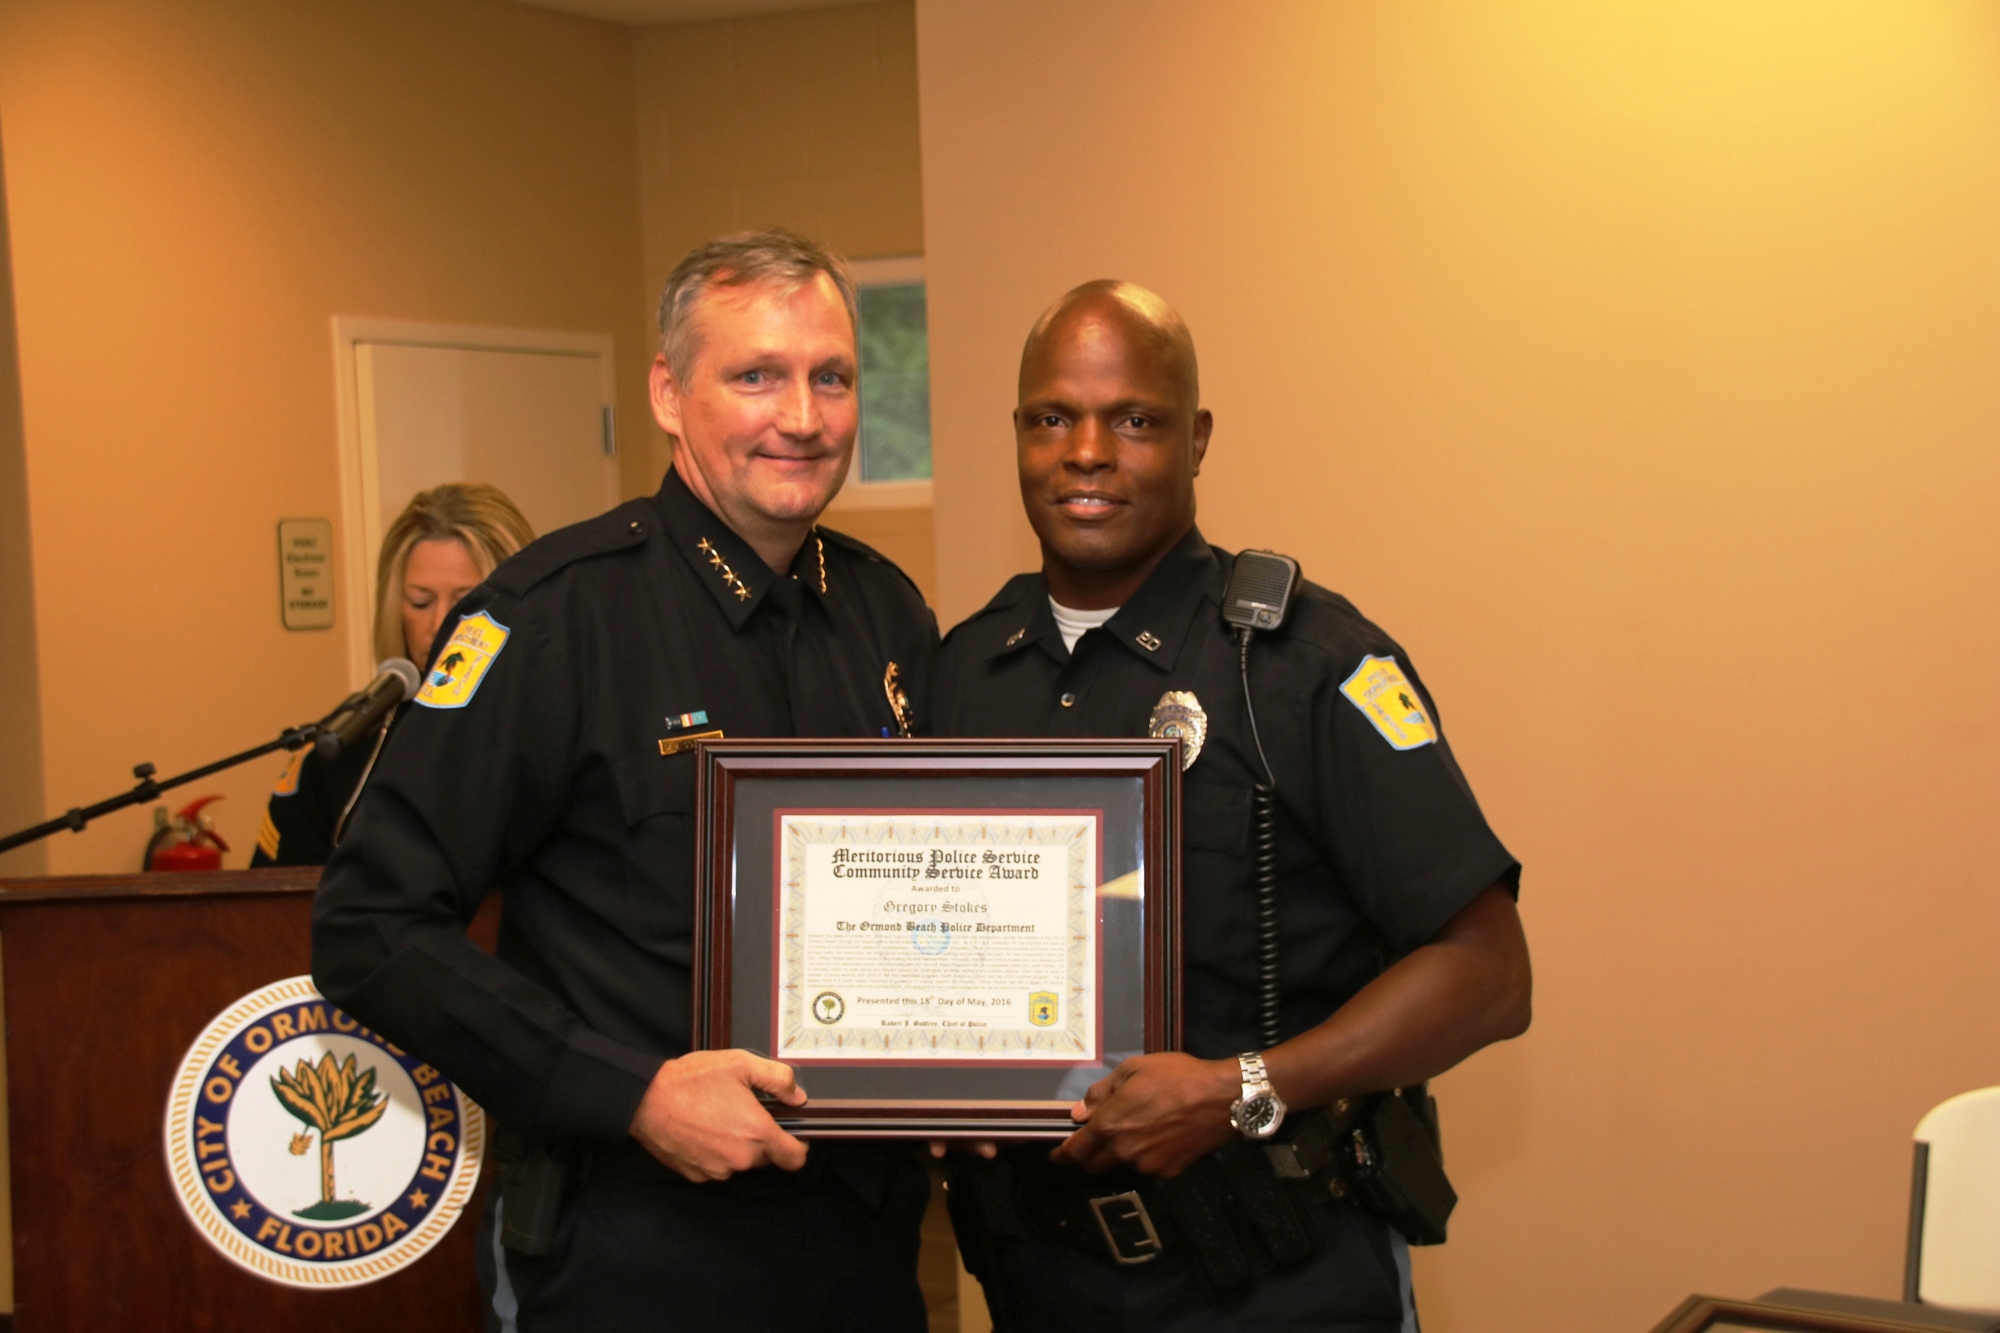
[693,739,1182,1137]
[775,815,1100,1064]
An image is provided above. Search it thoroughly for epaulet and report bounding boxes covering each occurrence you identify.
[971,572,1042,619]
[940,572,1041,647]
[816,524,926,603]
[486,499,653,599]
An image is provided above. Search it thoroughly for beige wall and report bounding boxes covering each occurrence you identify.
[632,0,934,598]
[917,2,2000,1329]
[0,131,45,881]
[0,0,653,873]
[633,1,923,300]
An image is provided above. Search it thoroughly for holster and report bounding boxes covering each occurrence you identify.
[495,1132,575,1258]
[1267,1086,1456,1246]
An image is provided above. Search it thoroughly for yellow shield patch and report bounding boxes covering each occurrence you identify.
[1028,992,1058,1027]
[415,611,511,710]
[1340,655,1438,751]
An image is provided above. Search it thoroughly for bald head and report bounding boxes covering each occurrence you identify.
[1020,281,1200,415]
[1013,280,1213,609]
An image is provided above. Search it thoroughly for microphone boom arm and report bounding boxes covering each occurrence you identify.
[0,720,327,859]
[0,658,421,860]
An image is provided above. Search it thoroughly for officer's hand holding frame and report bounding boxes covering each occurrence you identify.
[692,739,1183,1138]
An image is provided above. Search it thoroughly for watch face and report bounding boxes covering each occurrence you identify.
[1235,1094,1282,1138]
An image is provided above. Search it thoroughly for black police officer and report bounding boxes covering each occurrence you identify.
[313,231,936,1332]
[934,281,1532,1330]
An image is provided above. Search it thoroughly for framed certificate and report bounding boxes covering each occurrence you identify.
[693,740,1181,1138]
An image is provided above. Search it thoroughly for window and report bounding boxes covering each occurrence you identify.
[850,258,932,485]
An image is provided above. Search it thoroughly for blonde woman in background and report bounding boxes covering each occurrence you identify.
[252,483,534,867]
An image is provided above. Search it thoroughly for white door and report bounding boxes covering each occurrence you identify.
[334,320,619,683]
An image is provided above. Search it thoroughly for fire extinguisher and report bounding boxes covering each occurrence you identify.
[144,795,230,872]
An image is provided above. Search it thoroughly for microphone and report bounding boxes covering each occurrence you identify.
[316,658,421,761]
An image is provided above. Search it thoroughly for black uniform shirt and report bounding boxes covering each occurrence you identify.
[312,468,937,1143]
[933,529,1517,1059]
[249,729,378,868]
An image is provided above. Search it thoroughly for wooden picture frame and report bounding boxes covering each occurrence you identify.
[1650,1294,1999,1333]
[693,739,1182,1138]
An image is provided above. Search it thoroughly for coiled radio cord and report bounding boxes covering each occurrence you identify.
[1238,628,1282,1048]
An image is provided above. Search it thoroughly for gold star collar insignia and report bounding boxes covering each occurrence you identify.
[696,537,753,602]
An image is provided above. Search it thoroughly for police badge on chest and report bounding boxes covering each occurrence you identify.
[1148,691,1206,771]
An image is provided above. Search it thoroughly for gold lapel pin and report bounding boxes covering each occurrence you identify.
[883,662,914,738]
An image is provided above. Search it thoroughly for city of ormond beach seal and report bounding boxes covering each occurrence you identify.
[163,976,484,1288]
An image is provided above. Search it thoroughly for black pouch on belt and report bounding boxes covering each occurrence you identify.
[1214,1139,1317,1267]
[499,1136,572,1257]
[1326,1087,1457,1246]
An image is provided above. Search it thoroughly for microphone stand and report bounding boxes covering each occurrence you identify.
[0,719,330,857]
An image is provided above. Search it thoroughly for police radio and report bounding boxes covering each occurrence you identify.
[1222,549,1299,636]
[1221,550,1298,1049]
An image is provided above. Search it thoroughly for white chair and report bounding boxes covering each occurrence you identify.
[1908,1087,2000,1311]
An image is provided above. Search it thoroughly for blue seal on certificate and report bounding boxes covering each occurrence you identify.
[910,919,951,955]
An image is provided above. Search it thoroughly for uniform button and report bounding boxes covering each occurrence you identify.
[628,521,642,535]
[1060,693,1076,708]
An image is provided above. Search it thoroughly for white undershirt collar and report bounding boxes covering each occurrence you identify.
[1049,597,1121,652]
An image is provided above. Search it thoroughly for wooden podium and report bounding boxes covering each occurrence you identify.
[0,869,484,1332]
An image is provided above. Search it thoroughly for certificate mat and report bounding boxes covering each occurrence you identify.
[692,739,1182,1136]
[773,812,1102,1066]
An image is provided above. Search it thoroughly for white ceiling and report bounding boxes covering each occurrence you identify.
[514,0,857,24]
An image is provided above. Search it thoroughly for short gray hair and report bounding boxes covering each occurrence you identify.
[656,228,859,386]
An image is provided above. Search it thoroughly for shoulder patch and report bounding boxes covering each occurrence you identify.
[415,611,510,710]
[272,750,307,798]
[1340,655,1438,750]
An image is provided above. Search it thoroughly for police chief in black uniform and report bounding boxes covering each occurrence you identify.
[934,281,1532,1331]
[312,231,936,1332]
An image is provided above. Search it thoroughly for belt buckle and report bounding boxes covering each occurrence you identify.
[1087,1190,1163,1265]
[1264,1142,1310,1180]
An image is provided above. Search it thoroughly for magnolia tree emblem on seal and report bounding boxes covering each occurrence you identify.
[274,1052,389,1220]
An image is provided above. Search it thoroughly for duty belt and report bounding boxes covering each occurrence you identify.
[957,1139,1323,1293]
[951,1091,1454,1293]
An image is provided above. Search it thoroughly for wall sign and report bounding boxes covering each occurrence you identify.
[278,519,335,631]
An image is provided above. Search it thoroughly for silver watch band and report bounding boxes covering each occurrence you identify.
[1238,1051,1272,1099]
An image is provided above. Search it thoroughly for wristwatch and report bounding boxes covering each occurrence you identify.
[1228,1052,1286,1140]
